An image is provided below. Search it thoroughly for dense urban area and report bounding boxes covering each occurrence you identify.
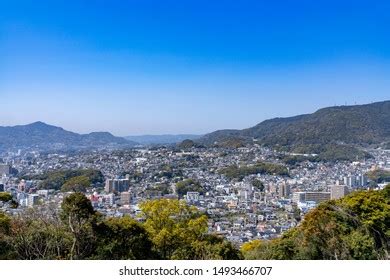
[1,144,389,248]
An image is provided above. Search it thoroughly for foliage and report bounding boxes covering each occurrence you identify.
[61,175,91,192]
[61,192,97,260]
[93,216,154,260]
[139,199,241,260]
[176,179,204,198]
[178,139,196,149]
[251,179,265,192]
[24,169,104,190]
[145,183,172,197]
[367,169,390,184]
[201,101,389,161]
[0,192,12,202]
[281,155,320,165]
[219,162,289,180]
[242,185,390,260]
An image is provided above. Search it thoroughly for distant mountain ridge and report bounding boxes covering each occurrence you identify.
[125,134,201,145]
[198,101,390,159]
[0,122,137,152]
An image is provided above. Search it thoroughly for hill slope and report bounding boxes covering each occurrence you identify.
[0,122,136,151]
[199,101,390,158]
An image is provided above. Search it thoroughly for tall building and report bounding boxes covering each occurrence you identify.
[120,192,132,205]
[0,184,4,192]
[0,164,10,176]
[280,184,291,198]
[331,185,349,200]
[105,179,130,193]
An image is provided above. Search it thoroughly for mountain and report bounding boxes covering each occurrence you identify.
[199,101,390,159]
[0,122,137,152]
[125,134,201,145]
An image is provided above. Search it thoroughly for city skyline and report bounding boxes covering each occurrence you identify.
[1,1,390,135]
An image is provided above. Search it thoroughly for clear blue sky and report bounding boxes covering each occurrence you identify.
[1,0,389,136]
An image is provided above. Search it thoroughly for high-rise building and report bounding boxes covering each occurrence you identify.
[0,184,4,192]
[331,185,349,200]
[105,179,130,193]
[120,192,132,205]
[280,184,291,198]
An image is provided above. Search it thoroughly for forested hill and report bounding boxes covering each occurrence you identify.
[0,122,137,151]
[198,101,390,160]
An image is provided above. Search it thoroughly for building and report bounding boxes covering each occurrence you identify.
[186,192,200,203]
[292,192,306,204]
[331,185,349,200]
[120,192,132,205]
[0,184,4,192]
[293,191,331,204]
[105,193,115,206]
[280,184,291,198]
[356,175,368,187]
[27,194,40,207]
[305,192,331,203]
[105,179,130,193]
[0,164,10,176]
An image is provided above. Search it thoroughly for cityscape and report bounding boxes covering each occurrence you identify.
[1,0,390,264]
[1,119,389,249]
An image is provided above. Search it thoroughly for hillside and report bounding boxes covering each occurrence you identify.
[199,101,390,160]
[0,122,136,152]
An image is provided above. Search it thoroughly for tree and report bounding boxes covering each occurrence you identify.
[139,199,241,260]
[0,192,12,202]
[252,179,265,192]
[61,192,97,260]
[176,179,204,198]
[10,207,72,260]
[0,211,13,259]
[139,199,208,259]
[93,216,154,260]
[61,175,91,192]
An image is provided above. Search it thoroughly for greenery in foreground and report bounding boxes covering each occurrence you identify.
[0,185,389,260]
[0,195,240,260]
[242,185,390,260]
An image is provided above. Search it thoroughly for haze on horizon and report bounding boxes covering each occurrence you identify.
[1,0,390,136]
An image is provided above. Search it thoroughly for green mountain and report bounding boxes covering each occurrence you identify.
[0,122,137,152]
[199,101,390,160]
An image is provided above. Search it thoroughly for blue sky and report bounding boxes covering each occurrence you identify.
[1,0,389,136]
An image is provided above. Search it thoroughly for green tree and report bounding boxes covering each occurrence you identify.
[0,211,14,259]
[93,216,154,260]
[175,179,203,198]
[139,199,208,259]
[0,192,12,202]
[61,175,91,192]
[61,192,97,260]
